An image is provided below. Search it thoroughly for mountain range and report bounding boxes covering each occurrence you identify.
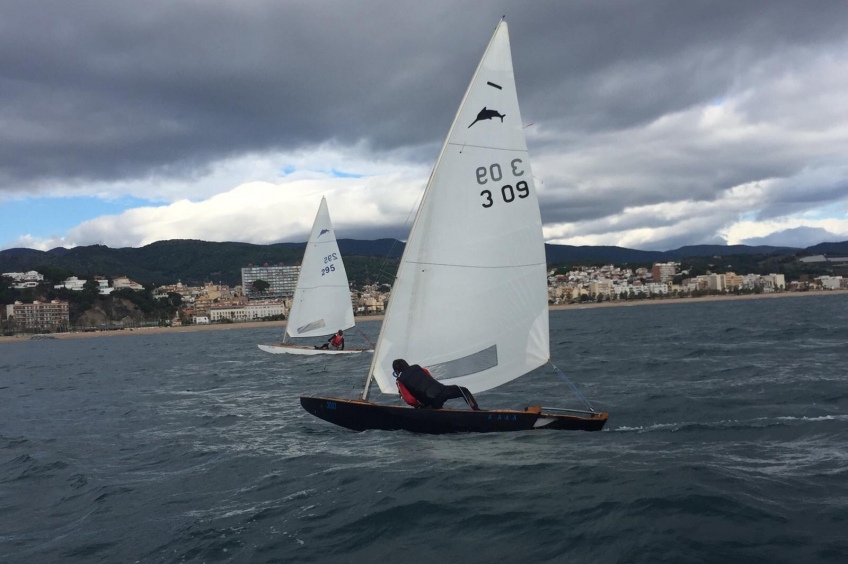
[2,239,847,288]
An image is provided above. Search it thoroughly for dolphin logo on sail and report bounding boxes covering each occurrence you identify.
[318,229,330,237]
[468,107,505,128]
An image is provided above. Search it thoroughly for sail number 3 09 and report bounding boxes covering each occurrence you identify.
[477,159,528,208]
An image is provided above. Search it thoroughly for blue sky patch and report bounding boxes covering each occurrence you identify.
[330,168,362,179]
[0,195,155,247]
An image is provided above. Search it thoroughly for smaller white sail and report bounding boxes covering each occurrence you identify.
[285,197,355,339]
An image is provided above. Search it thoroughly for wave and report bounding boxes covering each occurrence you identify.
[0,436,29,449]
[611,413,848,433]
[199,414,242,428]
[2,456,71,483]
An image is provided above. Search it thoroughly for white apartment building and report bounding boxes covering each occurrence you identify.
[642,282,669,295]
[817,275,844,290]
[241,264,300,300]
[246,301,286,319]
[54,276,118,294]
[55,276,87,291]
[762,273,786,290]
[3,271,44,289]
[208,301,285,322]
[94,277,113,295]
[3,271,43,282]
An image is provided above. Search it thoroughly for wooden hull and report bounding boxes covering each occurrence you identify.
[300,396,608,434]
[257,344,371,355]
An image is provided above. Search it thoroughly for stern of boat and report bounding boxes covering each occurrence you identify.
[529,406,608,431]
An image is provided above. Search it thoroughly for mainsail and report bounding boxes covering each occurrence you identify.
[285,197,355,339]
[368,21,549,395]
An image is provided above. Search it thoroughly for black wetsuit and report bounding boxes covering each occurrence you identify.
[396,364,479,410]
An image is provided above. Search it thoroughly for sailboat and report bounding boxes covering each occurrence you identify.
[258,197,370,355]
[300,20,608,432]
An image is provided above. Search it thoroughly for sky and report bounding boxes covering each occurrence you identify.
[2,0,848,252]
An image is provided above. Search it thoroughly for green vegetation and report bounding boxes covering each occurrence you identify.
[3,239,845,290]
[0,240,400,288]
[3,281,179,329]
[343,256,399,287]
[679,254,846,279]
[251,279,271,293]
[0,276,14,305]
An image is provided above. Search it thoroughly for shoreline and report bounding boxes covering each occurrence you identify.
[549,288,848,310]
[0,315,386,344]
[2,290,846,344]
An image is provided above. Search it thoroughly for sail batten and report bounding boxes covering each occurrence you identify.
[446,142,528,152]
[404,261,546,269]
[369,21,550,395]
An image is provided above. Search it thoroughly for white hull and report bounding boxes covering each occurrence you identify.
[258,343,371,356]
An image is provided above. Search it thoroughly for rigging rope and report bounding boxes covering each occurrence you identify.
[549,361,595,412]
[355,326,375,348]
[374,190,423,285]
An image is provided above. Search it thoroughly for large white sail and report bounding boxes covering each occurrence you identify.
[285,197,355,339]
[369,21,549,395]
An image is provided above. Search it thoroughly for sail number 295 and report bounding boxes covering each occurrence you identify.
[477,159,528,208]
[321,252,338,276]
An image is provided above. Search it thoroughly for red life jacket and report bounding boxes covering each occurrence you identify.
[397,381,420,407]
[330,334,343,347]
[397,366,438,407]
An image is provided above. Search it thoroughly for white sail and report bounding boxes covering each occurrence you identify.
[285,197,355,339]
[369,21,549,395]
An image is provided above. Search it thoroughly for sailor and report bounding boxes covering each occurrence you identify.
[392,358,480,410]
[316,330,345,350]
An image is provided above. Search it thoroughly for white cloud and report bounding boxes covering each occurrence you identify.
[17,172,427,250]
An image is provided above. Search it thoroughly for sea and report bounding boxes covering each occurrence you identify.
[1,294,847,563]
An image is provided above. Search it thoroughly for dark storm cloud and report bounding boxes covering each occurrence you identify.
[2,0,847,194]
[0,0,486,189]
[510,1,848,131]
[754,177,848,221]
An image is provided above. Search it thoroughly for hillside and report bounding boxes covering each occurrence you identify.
[1,238,846,288]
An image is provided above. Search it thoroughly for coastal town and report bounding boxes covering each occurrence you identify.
[2,260,846,335]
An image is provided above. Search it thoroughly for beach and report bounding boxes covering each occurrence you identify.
[2,290,846,344]
[0,314,386,344]
[550,288,848,310]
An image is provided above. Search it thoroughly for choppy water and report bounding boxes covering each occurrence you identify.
[2,294,847,563]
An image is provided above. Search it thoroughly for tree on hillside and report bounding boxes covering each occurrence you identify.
[0,276,14,304]
[35,265,75,285]
[252,279,270,293]
[83,279,100,294]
